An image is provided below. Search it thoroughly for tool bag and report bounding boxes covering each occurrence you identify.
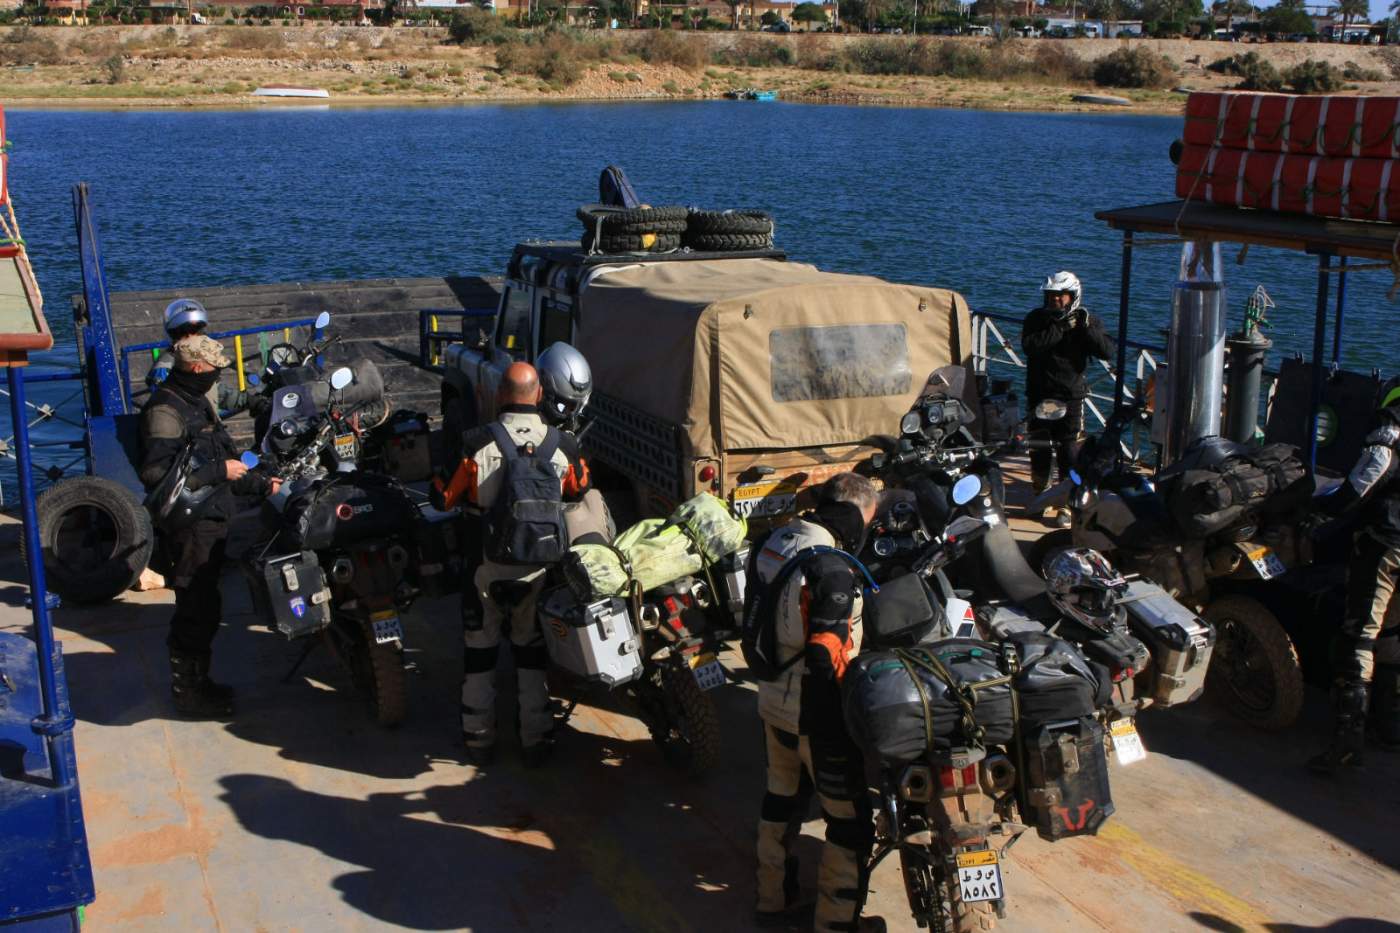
[485,422,569,565]
[842,639,1015,765]
[1169,443,1312,539]
[1017,717,1114,842]
[861,572,946,651]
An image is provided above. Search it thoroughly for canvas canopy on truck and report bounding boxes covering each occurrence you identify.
[575,258,976,458]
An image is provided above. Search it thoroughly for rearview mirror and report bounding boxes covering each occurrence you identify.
[315,311,331,331]
[1034,399,1068,421]
[240,451,260,469]
[951,474,982,506]
[330,367,354,391]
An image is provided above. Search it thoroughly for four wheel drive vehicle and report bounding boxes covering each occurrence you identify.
[440,243,978,526]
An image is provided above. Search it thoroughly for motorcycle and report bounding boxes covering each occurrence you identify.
[1027,403,1318,731]
[244,365,425,726]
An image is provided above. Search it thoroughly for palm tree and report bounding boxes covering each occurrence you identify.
[1336,0,1367,35]
[1212,0,1252,32]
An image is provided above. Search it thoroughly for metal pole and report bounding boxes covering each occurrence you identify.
[10,366,72,787]
[1308,253,1330,469]
[1332,255,1347,366]
[1114,232,1133,409]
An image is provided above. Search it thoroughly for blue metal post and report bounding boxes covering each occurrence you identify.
[9,367,72,786]
[1114,233,1133,409]
[72,184,126,418]
[1331,256,1347,366]
[1308,254,1331,469]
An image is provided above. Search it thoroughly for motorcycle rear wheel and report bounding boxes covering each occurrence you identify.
[1204,594,1304,731]
[331,615,408,727]
[639,663,721,777]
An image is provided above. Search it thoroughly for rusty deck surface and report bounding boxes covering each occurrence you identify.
[2,463,1398,933]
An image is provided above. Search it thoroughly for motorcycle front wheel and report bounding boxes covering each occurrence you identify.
[328,614,408,727]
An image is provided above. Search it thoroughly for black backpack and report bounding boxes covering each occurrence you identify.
[484,422,569,566]
[740,545,875,681]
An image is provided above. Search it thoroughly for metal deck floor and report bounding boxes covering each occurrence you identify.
[2,464,1398,933]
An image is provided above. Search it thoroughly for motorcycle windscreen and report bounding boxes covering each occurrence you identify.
[262,383,322,454]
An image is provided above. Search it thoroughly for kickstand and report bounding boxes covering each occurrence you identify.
[557,698,579,728]
[283,638,320,684]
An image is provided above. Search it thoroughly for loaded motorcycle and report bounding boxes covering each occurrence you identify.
[1027,403,1322,730]
[244,365,425,726]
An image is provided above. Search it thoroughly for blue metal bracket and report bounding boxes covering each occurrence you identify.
[72,184,126,418]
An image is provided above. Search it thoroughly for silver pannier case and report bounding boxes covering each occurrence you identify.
[538,588,644,687]
[1119,578,1216,707]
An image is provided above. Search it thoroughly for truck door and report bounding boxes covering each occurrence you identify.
[479,283,533,422]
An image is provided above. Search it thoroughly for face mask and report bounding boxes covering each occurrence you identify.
[170,368,220,396]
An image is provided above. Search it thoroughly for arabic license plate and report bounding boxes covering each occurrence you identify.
[955,850,1003,904]
[335,435,357,461]
[371,610,404,645]
[690,653,726,691]
[1109,718,1148,765]
[731,481,797,519]
[1245,545,1287,580]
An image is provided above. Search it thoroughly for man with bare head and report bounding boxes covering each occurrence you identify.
[433,361,592,768]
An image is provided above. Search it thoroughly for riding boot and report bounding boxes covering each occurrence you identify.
[1368,663,1400,752]
[195,650,235,701]
[1308,682,1369,773]
[170,652,234,718]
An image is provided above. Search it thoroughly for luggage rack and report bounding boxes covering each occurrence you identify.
[509,240,787,275]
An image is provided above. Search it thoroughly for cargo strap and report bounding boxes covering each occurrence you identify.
[893,646,1014,753]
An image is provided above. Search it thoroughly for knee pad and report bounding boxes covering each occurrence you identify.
[511,643,549,672]
[488,580,533,611]
[463,645,499,675]
[825,814,871,853]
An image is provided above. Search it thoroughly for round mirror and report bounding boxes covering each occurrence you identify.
[900,411,922,435]
[246,372,261,387]
[1069,468,1082,486]
[315,311,331,331]
[240,451,260,469]
[330,367,354,391]
[1034,399,1068,421]
[951,474,982,506]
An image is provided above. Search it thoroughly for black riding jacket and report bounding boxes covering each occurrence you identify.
[139,371,268,522]
[1332,406,1400,547]
[1021,306,1115,403]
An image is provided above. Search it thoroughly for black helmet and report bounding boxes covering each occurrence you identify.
[1042,547,1128,634]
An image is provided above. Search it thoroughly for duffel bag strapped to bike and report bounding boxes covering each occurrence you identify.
[842,639,1016,765]
[244,550,332,640]
[1005,632,1112,732]
[537,586,645,687]
[1168,442,1313,539]
[1118,578,1216,707]
[279,472,420,553]
[1017,717,1115,843]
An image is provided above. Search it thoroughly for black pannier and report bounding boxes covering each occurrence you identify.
[279,473,418,552]
[842,639,1014,765]
[244,550,332,639]
[1006,632,1111,732]
[1017,717,1114,842]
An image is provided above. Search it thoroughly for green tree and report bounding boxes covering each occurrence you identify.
[1261,0,1313,34]
[1212,0,1253,30]
[792,1,827,27]
[1335,0,1367,33]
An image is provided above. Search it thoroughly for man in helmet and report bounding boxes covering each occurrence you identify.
[538,342,614,545]
[138,335,281,718]
[1021,272,1115,527]
[1309,377,1400,773]
[148,298,258,418]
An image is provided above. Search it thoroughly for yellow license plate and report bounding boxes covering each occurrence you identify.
[731,481,799,519]
[1109,718,1148,764]
[955,850,998,869]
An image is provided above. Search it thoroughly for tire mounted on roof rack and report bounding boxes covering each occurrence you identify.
[576,204,688,255]
[685,232,774,252]
[582,230,684,254]
[682,209,774,251]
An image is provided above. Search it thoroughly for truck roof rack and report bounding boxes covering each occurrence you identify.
[508,240,787,279]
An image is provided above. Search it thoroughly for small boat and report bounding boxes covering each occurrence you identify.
[746,90,778,102]
[252,85,331,99]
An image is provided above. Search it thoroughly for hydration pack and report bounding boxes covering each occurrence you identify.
[485,422,568,566]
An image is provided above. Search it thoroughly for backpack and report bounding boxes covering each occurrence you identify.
[740,545,876,681]
[484,422,569,565]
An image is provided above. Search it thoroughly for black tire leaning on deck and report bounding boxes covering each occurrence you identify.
[24,476,154,604]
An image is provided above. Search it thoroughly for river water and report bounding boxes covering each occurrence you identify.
[5,101,1398,485]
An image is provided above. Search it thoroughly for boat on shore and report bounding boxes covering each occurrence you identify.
[724,88,778,101]
[252,85,331,99]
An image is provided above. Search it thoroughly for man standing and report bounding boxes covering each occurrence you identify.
[752,473,881,932]
[148,298,258,418]
[1310,378,1400,773]
[1021,271,1115,527]
[433,362,591,768]
[139,335,278,718]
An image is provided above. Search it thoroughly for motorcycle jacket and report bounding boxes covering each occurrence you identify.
[1020,305,1115,403]
[754,513,865,738]
[139,370,270,524]
[1334,407,1400,547]
[433,406,590,517]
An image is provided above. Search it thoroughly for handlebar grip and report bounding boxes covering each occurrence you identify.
[1020,438,1055,450]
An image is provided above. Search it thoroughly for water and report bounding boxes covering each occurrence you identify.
[5,102,1398,489]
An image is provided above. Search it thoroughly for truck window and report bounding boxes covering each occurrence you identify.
[497,286,532,360]
[769,324,912,402]
[538,298,572,353]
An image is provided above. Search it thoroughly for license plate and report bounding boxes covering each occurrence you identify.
[1244,545,1287,580]
[731,481,798,519]
[371,610,403,645]
[1109,718,1148,765]
[690,653,726,691]
[955,849,1003,904]
[335,435,357,460]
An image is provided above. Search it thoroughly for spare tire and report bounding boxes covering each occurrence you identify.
[24,476,154,604]
[686,209,774,236]
[576,204,689,229]
[583,231,683,254]
[684,231,774,252]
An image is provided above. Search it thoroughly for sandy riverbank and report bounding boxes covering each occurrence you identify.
[2,26,1398,113]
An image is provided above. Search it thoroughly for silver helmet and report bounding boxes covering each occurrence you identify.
[537,342,592,426]
[1041,270,1082,314]
[1042,547,1127,634]
[163,298,209,336]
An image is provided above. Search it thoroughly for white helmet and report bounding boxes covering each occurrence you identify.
[1043,547,1127,635]
[537,342,592,426]
[163,298,209,336]
[1041,271,1082,313]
